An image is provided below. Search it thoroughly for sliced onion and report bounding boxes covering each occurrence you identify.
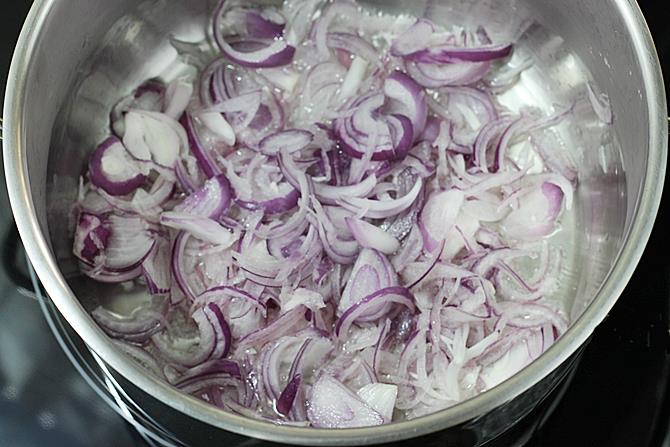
[307,375,384,428]
[336,286,415,337]
[237,305,308,351]
[123,110,182,167]
[181,112,223,178]
[390,19,437,57]
[246,11,285,39]
[341,177,423,219]
[213,1,295,68]
[326,32,381,66]
[258,129,313,156]
[501,182,565,241]
[357,383,398,423]
[164,80,194,120]
[151,308,218,367]
[419,189,465,253]
[88,137,146,196]
[73,213,111,266]
[160,212,237,246]
[103,214,155,271]
[406,60,492,88]
[345,217,399,254]
[142,235,171,294]
[196,285,267,315]
[410,42,512,64]
[277,374,301,416]
[199,111,236,146]
[173,174,232,219]
[111,80,166,137]
[92,304,165,343]
[383,71,428,137]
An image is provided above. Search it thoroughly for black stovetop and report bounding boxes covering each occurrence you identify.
[0,1,669,446]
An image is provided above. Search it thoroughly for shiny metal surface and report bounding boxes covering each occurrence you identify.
[3,0,667,445]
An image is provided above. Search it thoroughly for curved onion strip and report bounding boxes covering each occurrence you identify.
[336,287,415,337]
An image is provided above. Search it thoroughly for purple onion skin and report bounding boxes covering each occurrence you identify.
[246,12,285,39]
[236,187,300,215]
[88,137,147,196]
[276,373,301,416]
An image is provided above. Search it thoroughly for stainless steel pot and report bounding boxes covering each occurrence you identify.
[3,0,667,445]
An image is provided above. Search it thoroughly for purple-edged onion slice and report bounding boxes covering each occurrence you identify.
[174,174,232,219]
[213,1,295,68]
[336,286,415,337]
[77,214,154,272]
[246,11,285,39]
[88,137,146,196]
[420,189,465,253]
[142,235,171,294]
[384,71,428,137]
[74,213,111,267]
[338,249,398,322]
[501,182,565,241]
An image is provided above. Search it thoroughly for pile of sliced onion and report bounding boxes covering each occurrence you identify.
[73,0,586,428]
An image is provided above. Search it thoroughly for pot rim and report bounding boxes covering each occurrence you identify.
[3,0,667,444]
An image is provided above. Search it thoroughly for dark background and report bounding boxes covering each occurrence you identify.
[0,1,668,446]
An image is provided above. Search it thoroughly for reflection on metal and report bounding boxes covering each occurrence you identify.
[28,258,184,447]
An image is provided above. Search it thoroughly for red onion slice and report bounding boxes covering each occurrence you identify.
[390,19,437,57]
[336,286,415,337]
[306,375,384,428]
[101,214,155,271]
[203,303,233,359]
[123,110,182,167]
[420,189,465,253]
[173,174,232,219]
[74,213,111,267]
[172,359,242,388]
[142,235,171,294]
[92,304,165,343]
[314,1,359,58]
[111,80,166,137]
[406,60,492,88]
[88,137,147,196]
[345,217,399,254]
[213,1,295,68]
[246,11,285,39]
[258,129,313,156]
[341,177,423,219]
[411,42,513,64]
[356,383,398,423]
[501,182,565,241]
[181,112,223,178]
[237,305,308,351]
[384,71,428,137]
[198,111,236,146]
[151,308,217,367]
[160,212,237,246]
[196,285,267,315]
[277,374,301,416]
[164,80,193,120]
